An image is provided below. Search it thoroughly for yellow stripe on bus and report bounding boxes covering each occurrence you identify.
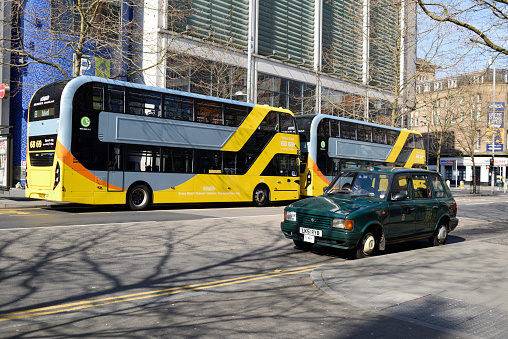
[384,129,410,163]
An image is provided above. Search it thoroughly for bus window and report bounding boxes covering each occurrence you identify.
[317,118,330,137]
[373,127,387,144]
[331,120,340,138]
[296,116,312,142]
[127,90,161,117]
[126,145,161,172]
[107,85,125,113]
[92,85,104,110]
[225,104,248,127]
[262,154,299,177]
[195,150,222,173]
[197,100,223,124]
[387,130,399,145]
[108,144,122,171]
[162,148,192,173]
[259,111,278,132]
[341,121,356,140]
[357,124,372,142]
[73,83,103,111]
[223,152,237,175]
[414,134,424,149]
[164,95,193,121]
[279,112,297,134]
[236,151,257,175]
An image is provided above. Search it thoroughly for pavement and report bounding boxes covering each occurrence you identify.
[2,187,508,338]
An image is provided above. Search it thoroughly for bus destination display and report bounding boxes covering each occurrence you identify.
[33,107,55,119]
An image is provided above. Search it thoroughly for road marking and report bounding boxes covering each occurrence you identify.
[0,264,330,322]
[0,214,283,232]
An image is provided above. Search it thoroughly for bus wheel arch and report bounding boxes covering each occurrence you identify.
[126,182,152,211]
[252,184,270,207]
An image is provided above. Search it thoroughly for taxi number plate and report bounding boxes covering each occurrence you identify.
[300,227,322,237]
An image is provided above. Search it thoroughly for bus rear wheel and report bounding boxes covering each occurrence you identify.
[252,186,269,207]
[127,184,152,211]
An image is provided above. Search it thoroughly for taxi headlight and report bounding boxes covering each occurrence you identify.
[285,210,297,222]
[332,218,345,229]
[332,218,354,230]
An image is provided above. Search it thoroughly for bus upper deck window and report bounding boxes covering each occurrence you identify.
[279,113,297,134]
[107,86,125,113]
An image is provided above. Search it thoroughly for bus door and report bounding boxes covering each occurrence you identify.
[107,144,124,192]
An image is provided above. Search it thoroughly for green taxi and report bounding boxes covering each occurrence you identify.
[281,166,458,259]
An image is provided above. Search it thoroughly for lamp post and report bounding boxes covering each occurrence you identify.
[489,58,496,194]
[426,121,429,167]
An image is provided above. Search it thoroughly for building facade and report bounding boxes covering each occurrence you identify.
[0,0,417,187]
[412,67,508,186]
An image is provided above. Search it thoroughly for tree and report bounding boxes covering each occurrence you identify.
[420,90,460,168]
[319,0,450,127]
[1,0,193,86]
[417,0,508,56]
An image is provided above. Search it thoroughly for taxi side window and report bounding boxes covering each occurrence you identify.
[391,174,410,200]
[430,173,446,198]
[412,174,432,199]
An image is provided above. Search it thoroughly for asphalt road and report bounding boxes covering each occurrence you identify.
[0,195,507,338]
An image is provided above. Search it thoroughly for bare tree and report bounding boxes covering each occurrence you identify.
[320,0,450,127]
[417,0,508,56]
[1,0,193,88]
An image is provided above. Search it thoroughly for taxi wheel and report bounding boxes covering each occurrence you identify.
[429,223,448,246]
[293,239,314,251]
[353,230,378,259]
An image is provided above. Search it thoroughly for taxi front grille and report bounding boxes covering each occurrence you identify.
[296,213,332,229]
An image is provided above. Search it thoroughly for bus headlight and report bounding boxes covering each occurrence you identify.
[284,210,297,222]
[332,218,353,230]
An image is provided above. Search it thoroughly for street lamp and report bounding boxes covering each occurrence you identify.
[489,57,496,194]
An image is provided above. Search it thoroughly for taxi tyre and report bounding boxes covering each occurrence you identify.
[127,183,152,211]
[353,229,379,259]
[429,222,448,246]
[252,185,269,207]
[293,239,314,251]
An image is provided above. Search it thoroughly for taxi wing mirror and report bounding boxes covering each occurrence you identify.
[392,192,407,201]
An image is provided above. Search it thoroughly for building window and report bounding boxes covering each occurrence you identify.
[50,0,120,40]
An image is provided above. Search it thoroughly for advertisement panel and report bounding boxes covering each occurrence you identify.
[487,102,505,152]
[0,135,9,188]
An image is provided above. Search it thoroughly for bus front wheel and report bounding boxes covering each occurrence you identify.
[127,184,152,211]
[252,185,269,207]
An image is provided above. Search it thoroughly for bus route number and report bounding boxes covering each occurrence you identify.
[281,140,295,148]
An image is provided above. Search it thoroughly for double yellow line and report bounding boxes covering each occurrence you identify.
[0,264,325,322]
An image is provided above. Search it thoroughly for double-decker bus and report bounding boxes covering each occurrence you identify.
[26,76,300,210]
[297,114,426,197]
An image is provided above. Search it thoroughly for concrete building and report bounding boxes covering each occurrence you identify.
[0,0,417,187]
[412,67,508,187]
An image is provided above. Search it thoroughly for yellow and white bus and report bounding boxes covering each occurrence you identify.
[297,114,426,197]
[26,76,300,210]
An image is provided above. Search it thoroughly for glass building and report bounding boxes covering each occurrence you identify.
[143,0,416,123]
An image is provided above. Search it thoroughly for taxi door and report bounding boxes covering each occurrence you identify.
[386,173,416,240]
[411,174,437,235]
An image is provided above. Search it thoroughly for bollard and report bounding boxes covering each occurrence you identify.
[460,180,464,188]
[446,180,450,187]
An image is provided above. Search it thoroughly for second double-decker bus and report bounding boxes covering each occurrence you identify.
[297,114,425,197]
[26,76,300,210]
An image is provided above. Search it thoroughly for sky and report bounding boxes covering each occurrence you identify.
[416,0,508,78]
